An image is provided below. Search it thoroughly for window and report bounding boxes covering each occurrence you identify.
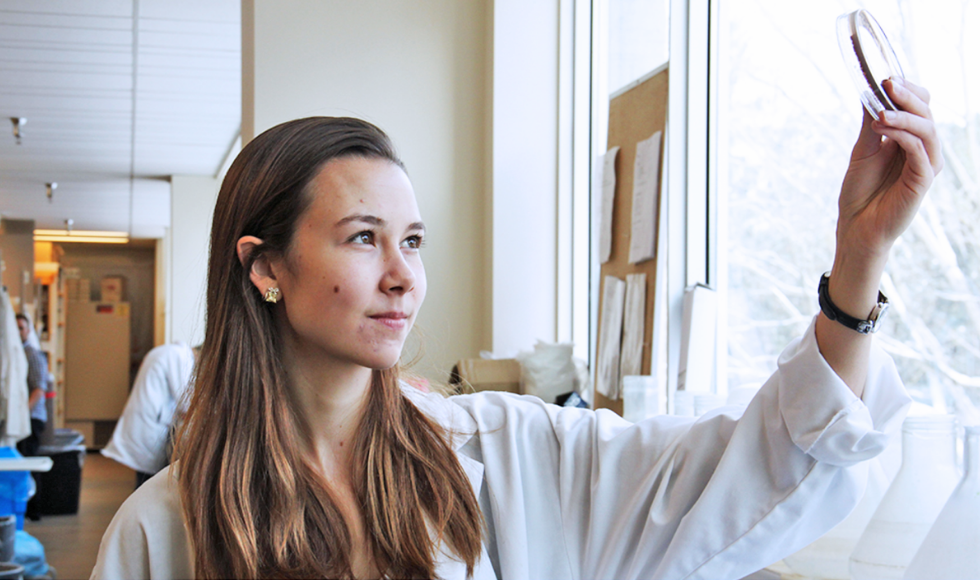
[717,0,980,418]
[607,0,669,94]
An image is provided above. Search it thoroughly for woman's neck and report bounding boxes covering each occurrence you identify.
[280,332,373,478]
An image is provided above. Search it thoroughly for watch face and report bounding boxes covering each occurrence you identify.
[874,302,890,322]
[865,302,890,334]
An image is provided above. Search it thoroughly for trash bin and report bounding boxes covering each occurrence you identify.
[33,430,85,516]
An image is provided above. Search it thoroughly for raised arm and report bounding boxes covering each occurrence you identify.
[816,78,943,397]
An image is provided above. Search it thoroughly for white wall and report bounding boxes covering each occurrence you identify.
[242,0,492,379]
[490,0,562,356]
[169,175,219,347]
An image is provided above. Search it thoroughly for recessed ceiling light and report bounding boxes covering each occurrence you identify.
[9,117,26,145]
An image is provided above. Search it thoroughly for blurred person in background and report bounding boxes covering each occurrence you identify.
[15,314,48,457]
[102,342,199,488]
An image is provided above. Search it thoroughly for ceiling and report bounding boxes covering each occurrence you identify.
[0,0,240,238]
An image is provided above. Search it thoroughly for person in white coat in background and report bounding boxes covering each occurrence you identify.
[92,76,941,580]
[102,342,198,488]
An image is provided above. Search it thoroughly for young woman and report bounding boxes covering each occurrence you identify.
[92,78,942,580]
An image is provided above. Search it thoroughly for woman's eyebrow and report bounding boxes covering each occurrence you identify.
[335,214,425,233]
[336,214,384,227]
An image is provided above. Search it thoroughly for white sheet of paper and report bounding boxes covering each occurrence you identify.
[596,276,627,400]
[677,283,718,393]
[619,273,647,380]
[629,131,662,264]
[599,146,620,264]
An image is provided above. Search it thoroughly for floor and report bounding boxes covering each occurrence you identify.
[25,453,135,580]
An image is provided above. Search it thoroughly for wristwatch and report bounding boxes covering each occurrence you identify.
[818,272,889,334]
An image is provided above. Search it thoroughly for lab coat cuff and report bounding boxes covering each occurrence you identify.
[777,316,910,467]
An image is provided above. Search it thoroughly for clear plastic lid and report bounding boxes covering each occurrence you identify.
[836,9,906,119]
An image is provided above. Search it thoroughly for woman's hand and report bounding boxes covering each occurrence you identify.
[817,78,944,396]
[836,78,944,266]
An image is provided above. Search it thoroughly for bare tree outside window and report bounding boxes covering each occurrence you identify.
[721,0,980,422]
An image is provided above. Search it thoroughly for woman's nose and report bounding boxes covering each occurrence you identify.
[381,249,416,295]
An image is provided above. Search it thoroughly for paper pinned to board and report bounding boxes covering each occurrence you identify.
[629,131,662,264]
[619,273,647,380]
[598,147,620,264]
[596,275,627,399]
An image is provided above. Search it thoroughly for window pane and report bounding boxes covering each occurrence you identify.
[720,0,980,418]
[608,0,669,94]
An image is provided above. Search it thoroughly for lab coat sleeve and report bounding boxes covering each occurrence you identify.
[458,317,909,580]
[102,350,172,474]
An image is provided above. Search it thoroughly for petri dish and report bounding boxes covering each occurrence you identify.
[836,9,906,119]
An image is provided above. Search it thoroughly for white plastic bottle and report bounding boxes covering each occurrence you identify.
[903,425,980,580]
[849,415,959,580]
[782,458,890,579]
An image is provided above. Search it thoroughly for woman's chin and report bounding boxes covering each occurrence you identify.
[357,350,403,371]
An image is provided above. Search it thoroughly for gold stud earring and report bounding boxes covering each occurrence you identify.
[264,287,280,303]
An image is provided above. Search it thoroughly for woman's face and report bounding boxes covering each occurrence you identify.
[273,156,427,370]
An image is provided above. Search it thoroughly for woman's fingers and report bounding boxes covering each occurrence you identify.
[871,124,936,190]
[893,77,931,105]
[874,110,944,174]
[885,78,932,119]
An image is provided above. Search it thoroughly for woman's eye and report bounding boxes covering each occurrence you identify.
[403,235,424,249]
[351,231,374,244]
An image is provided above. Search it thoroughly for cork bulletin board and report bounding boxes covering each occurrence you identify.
[593,66,668,416]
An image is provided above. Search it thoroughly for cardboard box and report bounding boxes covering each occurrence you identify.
[450,358,522,394]
[100,277,124,302]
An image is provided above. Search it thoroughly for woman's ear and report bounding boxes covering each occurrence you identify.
[236,235,278,295]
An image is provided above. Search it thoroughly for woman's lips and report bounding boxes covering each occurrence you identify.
[369,312,409,330]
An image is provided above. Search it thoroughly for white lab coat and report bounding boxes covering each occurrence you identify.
[0,288,31,447]
[102,343,196,474]
[91,318,909,580]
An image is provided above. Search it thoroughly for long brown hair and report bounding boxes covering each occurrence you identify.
[173,117,483,579]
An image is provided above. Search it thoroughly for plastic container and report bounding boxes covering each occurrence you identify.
[784,457,891,579]
[622,375,658,422]
[0,515,13,562]
[673,390,694,417]
[836,9,906,120]
[903,425,980,579]
[0,450,31,531]
[693,394,725,416]
[850,415,960,580]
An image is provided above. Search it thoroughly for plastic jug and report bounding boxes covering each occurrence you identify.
[903,425,980,579]
[849,415,959,580]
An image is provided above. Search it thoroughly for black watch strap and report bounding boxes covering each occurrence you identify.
[818,272,889,335]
